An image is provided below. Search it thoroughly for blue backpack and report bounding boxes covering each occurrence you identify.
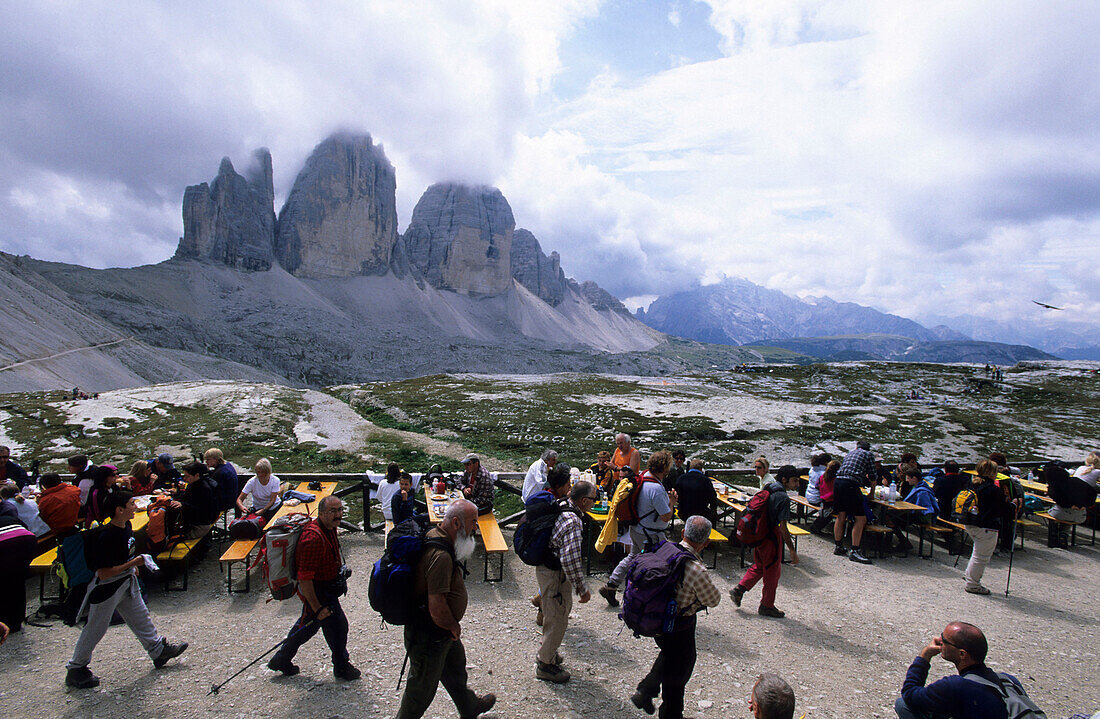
[619,539,693,637]
[368,518,454,626]
[513,491,575,570]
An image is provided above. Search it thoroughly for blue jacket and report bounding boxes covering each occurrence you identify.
[904,483,939,517]
[902,656,1020,719]
[210,462,239,511]
[3,460,30,488]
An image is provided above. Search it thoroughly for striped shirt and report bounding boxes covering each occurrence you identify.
[550,505,587,595]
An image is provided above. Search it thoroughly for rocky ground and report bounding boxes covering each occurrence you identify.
[2,520,1097,719]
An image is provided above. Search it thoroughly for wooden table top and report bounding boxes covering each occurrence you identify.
[269,481,337,523]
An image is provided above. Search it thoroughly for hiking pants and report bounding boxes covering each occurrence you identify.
[637,615,697,719]
[893,696,947,719]
[270,583,349,668]
[396,624,480,719]
[738,535,781,608]
[67,575,165,669]
[963,527,998,590]
[0,529,35,631]
[535,565,572,664]
[609,525,663,587]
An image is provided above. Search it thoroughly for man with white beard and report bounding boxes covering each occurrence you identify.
[395,499,496,719]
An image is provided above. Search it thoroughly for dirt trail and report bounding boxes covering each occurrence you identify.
[0,336,134,372]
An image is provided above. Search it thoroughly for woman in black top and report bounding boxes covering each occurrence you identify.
[65,490,188,689]
[961,460,1004,595]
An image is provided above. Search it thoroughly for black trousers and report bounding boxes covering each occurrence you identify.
[396,623,480,719]
[0,532,36,631]
[271,583,349,667]
[637,615,698,719]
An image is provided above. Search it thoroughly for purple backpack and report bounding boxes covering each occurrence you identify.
[620,539,693,637]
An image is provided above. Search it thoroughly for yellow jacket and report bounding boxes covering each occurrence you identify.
[595,477,634,553]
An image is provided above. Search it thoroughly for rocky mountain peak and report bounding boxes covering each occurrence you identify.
[510,228,566,306]
[274,133,398,278]
[176,147,276,271]
[402,183,515,295]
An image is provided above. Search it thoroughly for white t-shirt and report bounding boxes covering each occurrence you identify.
[242,474,280,511]
[1073,465,1100,489]
[522,459,549,502]
[14,497,52,537]
[377,480,401,521]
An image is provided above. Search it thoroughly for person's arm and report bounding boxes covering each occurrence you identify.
[297,578,332,620]
[778,522,798,564]
[428,593,460,640]
[629,451,641,474]
[96,556,142,582]
[235,491,249,514]
[658,489,676,523]
[0,621,8,644]
[900,640,958,715]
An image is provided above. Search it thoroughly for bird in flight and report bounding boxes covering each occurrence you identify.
[1032,300,1063,310]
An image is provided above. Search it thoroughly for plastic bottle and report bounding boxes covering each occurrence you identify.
[888,481,898,502]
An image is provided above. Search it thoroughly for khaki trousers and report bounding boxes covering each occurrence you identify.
[536,565,573,664]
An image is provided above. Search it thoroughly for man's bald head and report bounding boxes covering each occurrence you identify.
[945,622,988,663]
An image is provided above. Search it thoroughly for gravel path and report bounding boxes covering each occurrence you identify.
[2,524,1097,718]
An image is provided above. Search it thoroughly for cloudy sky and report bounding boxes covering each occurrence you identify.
[1,1,1097,341]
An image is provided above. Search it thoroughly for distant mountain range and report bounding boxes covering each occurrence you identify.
[636,278,1058,363]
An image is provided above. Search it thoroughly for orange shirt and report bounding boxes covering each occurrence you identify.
[613,446,641,474]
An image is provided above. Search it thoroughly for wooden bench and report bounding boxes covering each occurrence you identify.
[158,522,216,591]
[218,538,260,593]
[737,523,806,568]
[704,528,728,569]
[911,521,954,559]
[477,513,507,582]
[936,518,970,557]
[1014,517,1041,549]
[863,524,894,558]
[1035,511,1081,548]
[29,545,59,602]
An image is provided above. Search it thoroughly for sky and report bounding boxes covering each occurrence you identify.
[1,0,1097,343]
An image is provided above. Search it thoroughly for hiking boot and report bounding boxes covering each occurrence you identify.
[461,693,496,719]
[334,663,361,681]
[536,608,543,626]
[599,584,619,607]
[153,640,188,668]
[848,550,873,564]
[965,585,991,596]
[531,594,541,608]
[553,653,564,666]
[833,544,847,556]
[267,656,300,676]
[536,660,570,683]
[758,605,785,618]
[65,666,100,689]
[631,691,656,715]
[729,585,745,607]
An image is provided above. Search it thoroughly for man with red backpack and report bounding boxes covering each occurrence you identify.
[598,450,679,607]
[730,465,801,618]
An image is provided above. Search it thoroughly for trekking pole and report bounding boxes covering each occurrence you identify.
[1005,512,1019,597]
[208,617,317,695]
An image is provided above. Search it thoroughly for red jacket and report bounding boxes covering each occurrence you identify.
[38,483,81,532]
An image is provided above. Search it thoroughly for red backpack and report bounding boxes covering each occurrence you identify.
[735,489,772,548]
[614,471,663,526]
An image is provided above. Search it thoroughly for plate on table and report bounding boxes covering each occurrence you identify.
[430,494,448,501]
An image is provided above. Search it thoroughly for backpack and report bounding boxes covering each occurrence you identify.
[963,673,1047,719]
[261,513,311,600]
[513,491,576,570]
[368,517,454,626]
[613,472,662,526]
[619,539,693,637]
[229,513,266,540]
[953,488,978,523]
[735,489,773,548]
[145,498,183,555]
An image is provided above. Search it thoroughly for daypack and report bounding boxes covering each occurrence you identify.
[953,488,978,523]
[368,517,454,626]
[963,673,1047,719]
[262,513,311,600]
[1045,461,1098,508]
[735,489,773,548]
[613,471,662,526]
[145,497,184,554]
[229,513,266,540]
[619,539,692,637]
[513,491,576,570]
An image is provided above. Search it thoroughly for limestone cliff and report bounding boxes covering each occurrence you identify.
[510,228,566,306]
[274,134,398,277]
[176,149,275,271]
[402,183,514,295]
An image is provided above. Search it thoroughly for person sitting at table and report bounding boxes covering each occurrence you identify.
[1045,462,1097,545]
[3,483,51,537]
[83,465,121,528]
[459,453,494,514]
[148,453,181,490]
[69,454,98,507]
[523,449,558,502]
[0,484,25,526]
[893,453,920,483]
[933,461,965,520]
[0,446,30,488]
[205,448,240,515]
[960,460,1004,595]
[808,459,838,535]
[612,433,642,478]
[37,472,82,532]
[1072,451,1100,489]
[806,453,830,497]
[127,460,156,495]
[675,459,717,524]
[752,456,774,489]
[665,449,687,491]
[237,458,282,521]
[391,472,419,525]
[749,673,796,719]
[176,461,220,539]
[376,463,403,523]
[589,451,617,494]
[0,511,38,636]
[902,467,939,523]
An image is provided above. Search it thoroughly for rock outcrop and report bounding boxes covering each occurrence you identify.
[510,229,566,306]
[402,183,514,295]
[274,134,398,277]
[571,279,631,315]
[176,149,275,270]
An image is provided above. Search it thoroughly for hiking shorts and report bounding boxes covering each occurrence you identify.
[832,479,865,515]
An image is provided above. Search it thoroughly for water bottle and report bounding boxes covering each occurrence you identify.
[888,481,898,502]
[663,599,678,634]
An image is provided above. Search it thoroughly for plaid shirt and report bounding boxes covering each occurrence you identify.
[463,466,494,507]
[550,504,587,595]
[837,447,876,486]
[295,520,342,582]
[674,541,721,616]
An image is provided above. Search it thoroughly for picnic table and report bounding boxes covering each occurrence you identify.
[219,481,336,593]
[424,492,507,582]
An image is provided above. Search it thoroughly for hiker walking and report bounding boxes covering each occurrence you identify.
[730,465,801,618]
[630,515,721,719]
[65,489,187,688]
